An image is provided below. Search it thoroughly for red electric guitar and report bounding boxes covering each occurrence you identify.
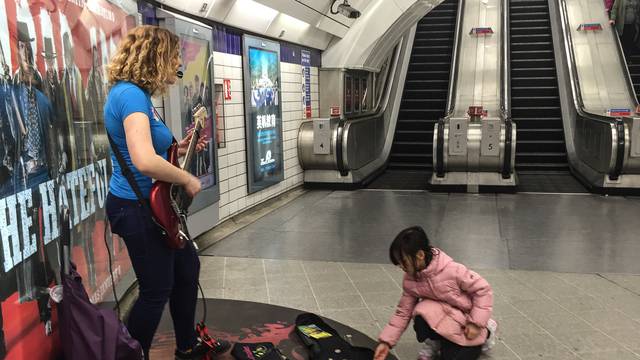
[149,104,207,249]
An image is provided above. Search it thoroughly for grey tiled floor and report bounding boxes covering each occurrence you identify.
[200,190,640,359]
[199,256,640,360]
[203,190,640,274]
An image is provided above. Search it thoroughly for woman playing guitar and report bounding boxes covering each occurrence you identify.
[104,25,229,359]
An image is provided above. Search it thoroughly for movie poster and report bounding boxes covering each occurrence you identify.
[0,0,136,358]
[243,36,284,193]
[158,13,219,212]
[179,35,216,191]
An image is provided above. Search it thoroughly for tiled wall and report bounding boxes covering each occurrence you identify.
[213,51,319,221]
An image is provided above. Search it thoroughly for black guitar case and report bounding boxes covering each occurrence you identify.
[294,313,374,360]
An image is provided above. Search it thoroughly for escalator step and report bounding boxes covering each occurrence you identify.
[511,49,554,60]
[511,96,560,106]
[511,0,548,4]
[510,0,567,173]
[511,4,549,11]
[511,12,550,19]
[517,128,565,141]
[516,140,566,152]
[510,19,551,27]
[511,59,556,68]
[392,0,457,171]
[512,86,559,97]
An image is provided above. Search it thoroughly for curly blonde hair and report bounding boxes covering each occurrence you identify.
[107,25,180,95]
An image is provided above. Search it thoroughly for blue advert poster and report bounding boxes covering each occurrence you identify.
[243,36,284,193]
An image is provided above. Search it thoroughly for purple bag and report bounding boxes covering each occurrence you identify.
[57,207,142,360]
[58,264,142,360]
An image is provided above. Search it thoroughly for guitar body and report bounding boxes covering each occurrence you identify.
[149,104,207,249]
[149,143,189,249]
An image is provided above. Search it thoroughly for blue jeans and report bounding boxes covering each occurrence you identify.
[106,193,200,359]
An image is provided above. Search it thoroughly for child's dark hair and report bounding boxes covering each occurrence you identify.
[389,226,435,275]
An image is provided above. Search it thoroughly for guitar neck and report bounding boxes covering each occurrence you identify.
[181,127,201,171]
[180,104,207,173]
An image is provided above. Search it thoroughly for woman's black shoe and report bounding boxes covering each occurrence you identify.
[174,339,231,359]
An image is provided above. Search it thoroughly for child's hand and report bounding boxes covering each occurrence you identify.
[464,323,482,340]
[374,342,390,360]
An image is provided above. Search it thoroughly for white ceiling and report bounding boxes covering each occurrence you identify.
[155,0,375,49]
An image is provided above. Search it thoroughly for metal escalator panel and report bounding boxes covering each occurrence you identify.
[555,0,640,193]
[565,0,635,114]
[389,0,458,171]
[510,0,568,172]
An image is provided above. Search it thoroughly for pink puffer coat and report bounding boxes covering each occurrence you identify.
[379,249,493,347]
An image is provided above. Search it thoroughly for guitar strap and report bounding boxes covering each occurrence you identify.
[106,132,155,219]
[106,104,176,220]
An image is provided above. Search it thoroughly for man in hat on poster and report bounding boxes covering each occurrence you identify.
[13,20,52,187]
[10,21,56,343]
[41,37,66,178]
[13,17,55,302]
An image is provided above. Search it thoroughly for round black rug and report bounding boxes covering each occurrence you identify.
[150,299,395,359]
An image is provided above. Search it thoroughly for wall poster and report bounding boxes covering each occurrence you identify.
[157,10,219,212]
[214,83,226,149]
[242,35,284,194]
[301,49,311,119]
[0,0,137,358]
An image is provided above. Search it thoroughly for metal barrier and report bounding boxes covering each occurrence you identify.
[556,0,640,191]
[430,0,517,191]
[296,18,417,185]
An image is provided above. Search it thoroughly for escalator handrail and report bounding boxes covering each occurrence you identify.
[558,0,626,177]
[558,0,626,125]
[445,0,465,116]
[611,118,625,180]
[336,117,348,176]
[436,118,445,177]
[500,0,511,120]
[500,0,513,177]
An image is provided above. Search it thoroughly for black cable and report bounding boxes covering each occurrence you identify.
[293,0,350,29]
[104,218,121,316]
[198,281,206,323]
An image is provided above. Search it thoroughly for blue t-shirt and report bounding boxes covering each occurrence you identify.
[105,81,173,199]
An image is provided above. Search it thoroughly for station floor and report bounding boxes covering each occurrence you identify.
[199,190,640,359]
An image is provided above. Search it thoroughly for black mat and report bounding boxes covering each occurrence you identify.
[150,299,393,360]
[366,170,430,190]
[516,172,588,193]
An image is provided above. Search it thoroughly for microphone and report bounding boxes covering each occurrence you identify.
[176,70,183,79]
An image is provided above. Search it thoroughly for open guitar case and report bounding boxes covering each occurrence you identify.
[295,313,374,360]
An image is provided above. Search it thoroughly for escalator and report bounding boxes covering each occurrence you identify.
[510,0,586,192]
[369,0,458,189]
[626,54,640,100]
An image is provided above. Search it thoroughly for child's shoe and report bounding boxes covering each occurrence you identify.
[482,318,498,352]
[417,338,440,360]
